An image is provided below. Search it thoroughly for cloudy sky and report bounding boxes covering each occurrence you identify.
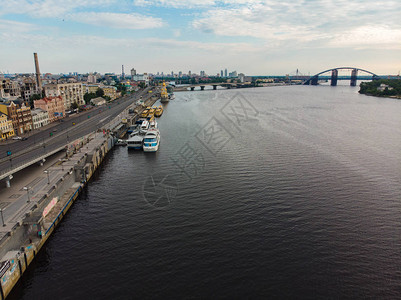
[0,0,400,75]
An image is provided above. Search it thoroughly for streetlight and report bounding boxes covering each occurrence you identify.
[0,208,5,227]
[44,170,50,184]
[23,186,31,203]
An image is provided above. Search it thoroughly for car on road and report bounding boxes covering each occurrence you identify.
[12,136,22,140]
[22,137,28,141]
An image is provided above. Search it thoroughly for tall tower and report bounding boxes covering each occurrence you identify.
[33,53,43,96]
[122,65,125,80]
[225,68,227,77]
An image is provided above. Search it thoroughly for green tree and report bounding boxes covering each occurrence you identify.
[71,102,79,110]
[96,88,104,97]
[84,92,97,104]
[359,79,401,97]
[28,93,42,108]
[138,82,146,89]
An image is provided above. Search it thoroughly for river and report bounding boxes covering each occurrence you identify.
[10,84,401,299]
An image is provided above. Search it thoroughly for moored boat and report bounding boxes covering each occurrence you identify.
[139,120,149,134]
[115,139,127,146]
[127,135,144,150]
[143,129,160,152]
[154,105,163,117]
[140,109,149,118]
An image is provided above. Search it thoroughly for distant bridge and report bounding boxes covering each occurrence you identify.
[303,67,380,86]
[174,82,253,91]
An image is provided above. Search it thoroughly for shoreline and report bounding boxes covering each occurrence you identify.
[0,94,159,299]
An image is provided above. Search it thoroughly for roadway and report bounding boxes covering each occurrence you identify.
[0,88,153,179]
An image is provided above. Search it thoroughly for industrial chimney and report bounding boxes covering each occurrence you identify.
[33,53,43,96]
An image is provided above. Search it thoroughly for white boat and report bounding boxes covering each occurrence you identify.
[139,120,149,134]
[115,139,127,146]
[149,120,158,130]
[127,135,144,150]
[143,129,160,152]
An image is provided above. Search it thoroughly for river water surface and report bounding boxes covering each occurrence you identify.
[10,84,401,299]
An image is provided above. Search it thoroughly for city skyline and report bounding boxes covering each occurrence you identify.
[1,0,401,75]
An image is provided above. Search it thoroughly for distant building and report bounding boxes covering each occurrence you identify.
[238,73,245,82]
[221,70,223,77]
[21,77,40,101]
[34,96,65,123]
[131,68,137,78]
[1,79,21,99]
[0,112,15,140]
[83,84,101,94]
[101,86,118,100]
[0,101,19,134]
[16,103,33,135]
[244,76,253,82]
[188,70,192,77]
[377,83,393,91]
[44,82,84,109]
[90,97,106,106]
[229,71,237,78]
[31,108,49,129]
[224,69,227,77]
[132,73,149,85]
[87,73,97,84]
[178,71,182,78]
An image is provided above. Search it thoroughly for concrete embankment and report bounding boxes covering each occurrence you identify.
[0,92,161,299]
[0,131,115,299]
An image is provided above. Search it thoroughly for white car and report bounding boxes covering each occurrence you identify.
[12,136,22,140]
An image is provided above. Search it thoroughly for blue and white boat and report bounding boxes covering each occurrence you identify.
[143,129,160,152]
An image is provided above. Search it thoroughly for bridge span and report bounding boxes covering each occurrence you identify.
[174,82,254,92]
[304,67,380,86]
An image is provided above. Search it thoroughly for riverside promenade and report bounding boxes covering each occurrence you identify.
[0,130,115,299]
[0,89,161,299]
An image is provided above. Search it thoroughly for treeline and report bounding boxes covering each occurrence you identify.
[359,79,401,96]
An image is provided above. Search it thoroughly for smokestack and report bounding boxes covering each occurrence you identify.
[33,53,43,96]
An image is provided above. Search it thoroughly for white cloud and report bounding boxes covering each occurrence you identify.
[0,19,41,32]
[133,0,215,8]
[331,26,401,50]
[192,0,401,49]
[68,12,164,29]
[0,0,115,18]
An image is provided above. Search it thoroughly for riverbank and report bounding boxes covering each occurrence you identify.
[0,131,115,299]
[0,91,161,299]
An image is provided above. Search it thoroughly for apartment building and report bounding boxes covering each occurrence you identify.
[0,112,15,140]
[44,82,84,109]
[34,96,65,123]
[16,103,33,134]
[31,108,49,129]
